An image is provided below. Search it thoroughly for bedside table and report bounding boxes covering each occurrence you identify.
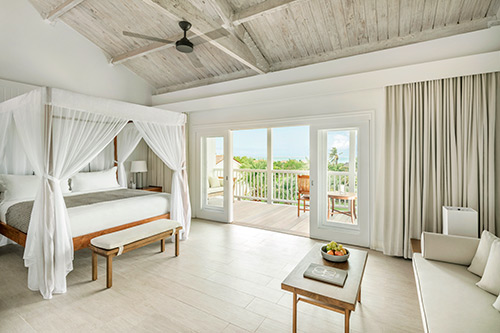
[141,186,162,192]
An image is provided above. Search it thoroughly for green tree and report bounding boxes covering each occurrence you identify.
[328,147,342,165]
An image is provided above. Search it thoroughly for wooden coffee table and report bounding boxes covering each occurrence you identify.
[281,244,368,332]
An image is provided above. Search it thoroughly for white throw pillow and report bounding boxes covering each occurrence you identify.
[60,178,71,194]
[476,239,500,295]
[208,176,220,188]
[468,230,499,276]
[493,296,500,311]
[70,167,119,192]
[494,295,500,312]
[0,174,40,201]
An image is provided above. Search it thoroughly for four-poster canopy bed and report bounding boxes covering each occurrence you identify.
[0,87,191,299]
[1,127,170,251]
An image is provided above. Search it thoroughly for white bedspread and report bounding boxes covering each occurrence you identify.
[0,188,171,237]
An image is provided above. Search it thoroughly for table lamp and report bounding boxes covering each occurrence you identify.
[130,160,147,189]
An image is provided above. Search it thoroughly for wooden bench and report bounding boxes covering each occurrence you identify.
[89,219,182,288]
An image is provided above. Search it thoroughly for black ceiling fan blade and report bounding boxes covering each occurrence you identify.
[123,31,175,44]
[186,52,204,68]
[190,27,230,46]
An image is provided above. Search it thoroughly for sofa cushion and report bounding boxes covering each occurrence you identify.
[208,176,220,188]
[468,230,499,276]
[422,232,479,266]
[413,253,500,332]
[476,239,500,296]
[494,295,500,312]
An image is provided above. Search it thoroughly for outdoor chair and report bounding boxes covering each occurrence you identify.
[297,175,310,216]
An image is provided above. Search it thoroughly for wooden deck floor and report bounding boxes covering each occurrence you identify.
[233,201,356,238]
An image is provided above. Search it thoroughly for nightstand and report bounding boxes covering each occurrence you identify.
[141,186,162,192]
[411,238,421,254]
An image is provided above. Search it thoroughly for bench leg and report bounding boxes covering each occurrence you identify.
[161,238,165,253]
[175,229,180,257]
[106,256,113,288]
[92,251,97,281]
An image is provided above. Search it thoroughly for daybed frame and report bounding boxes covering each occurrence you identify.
[0,134,170,251]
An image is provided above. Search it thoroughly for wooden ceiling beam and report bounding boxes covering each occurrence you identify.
[207,0,269,73]
[271,17,496,72]
[44,0,86,22]
[142,0,268,74]
[232,0,310,26]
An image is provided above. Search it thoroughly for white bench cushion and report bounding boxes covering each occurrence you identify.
[90,219,181,250]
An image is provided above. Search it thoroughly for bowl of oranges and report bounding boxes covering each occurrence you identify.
[321,241,349,262]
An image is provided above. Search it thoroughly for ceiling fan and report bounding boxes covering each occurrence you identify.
[123,21,228,68]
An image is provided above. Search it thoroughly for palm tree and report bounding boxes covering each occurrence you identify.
[329,147,342,165]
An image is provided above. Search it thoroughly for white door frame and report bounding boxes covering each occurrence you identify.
[193,129,233,222]
[310,115,372,247]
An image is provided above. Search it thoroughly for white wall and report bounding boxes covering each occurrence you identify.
[0,0,153,105]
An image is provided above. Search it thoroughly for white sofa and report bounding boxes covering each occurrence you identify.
[413,232,500,332]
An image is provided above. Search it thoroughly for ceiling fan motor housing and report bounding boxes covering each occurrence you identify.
[176,37,193,53]
[176,20,194,53]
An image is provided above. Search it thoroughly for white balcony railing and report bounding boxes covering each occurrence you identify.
[213,168,357,208]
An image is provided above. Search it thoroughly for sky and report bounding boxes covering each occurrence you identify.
[217,126,356,163]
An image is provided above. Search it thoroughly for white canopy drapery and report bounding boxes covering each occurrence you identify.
[134,121,191,240]
[89,143,115,172]
[0,87,188,299]
[0,111,13,246]
[116,123,142,187]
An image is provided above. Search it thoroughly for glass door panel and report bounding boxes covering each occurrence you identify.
[196,130,233,223]
[204,136,225,208]
[326,129,358,225]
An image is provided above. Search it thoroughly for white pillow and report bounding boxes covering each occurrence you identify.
[0,174,40,201]
[60,178,71,194]
[494,294,500,312]
[208,176,220,188]
[70,167,119,192]
[476,239,500,295]
[468,231,499,276]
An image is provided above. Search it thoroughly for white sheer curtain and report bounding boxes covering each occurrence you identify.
[0,111,32,175]
[0,111,13,246]
[89,142,115,172]
[374,72,498,258]
[134,121,191,239]
[14,103,127,299]
[0,111,12,173]
[116,123,142,187]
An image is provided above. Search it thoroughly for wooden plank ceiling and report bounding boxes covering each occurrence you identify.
[29,0,500,94]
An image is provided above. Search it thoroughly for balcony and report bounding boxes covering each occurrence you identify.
[213,168,357,236]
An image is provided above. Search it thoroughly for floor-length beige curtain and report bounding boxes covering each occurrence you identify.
[374,72,498,258]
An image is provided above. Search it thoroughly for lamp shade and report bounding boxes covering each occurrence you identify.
[130,160,147,173]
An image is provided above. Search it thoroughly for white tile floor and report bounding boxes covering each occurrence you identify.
[0,219,423,332]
